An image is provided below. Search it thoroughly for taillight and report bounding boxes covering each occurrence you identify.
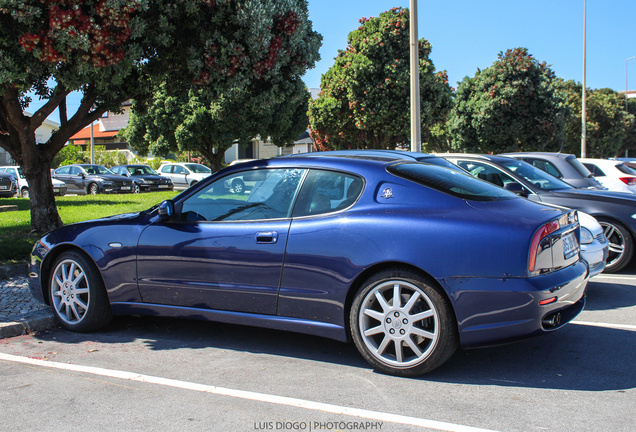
[619,177,636,185]
[528,219,560,272]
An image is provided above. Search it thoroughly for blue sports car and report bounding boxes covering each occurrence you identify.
[29,156,589,376]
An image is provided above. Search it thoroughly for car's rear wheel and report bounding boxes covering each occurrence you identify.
[21,187,29,198]
[49,251,112,332]
[87,183,98,195]
[350,268,458,376]
[597,218,633,273]
[231,178,245,194]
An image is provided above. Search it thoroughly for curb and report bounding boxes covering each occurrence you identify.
[0,309,57,339]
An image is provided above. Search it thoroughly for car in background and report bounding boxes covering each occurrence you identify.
[439,154,636,273]
[0,166,67,197]
[52,164,138,195]
[579,158,636,194]
[228,159,257,167]
[158,162,212,190]
[111,165,174,193]
[0,171,18,198]
[500,152,605,190]
[29,156,588,376]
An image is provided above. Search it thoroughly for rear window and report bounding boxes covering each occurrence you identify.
[616,164,636,175]
[387,162,517,201]
[566,156,593,178]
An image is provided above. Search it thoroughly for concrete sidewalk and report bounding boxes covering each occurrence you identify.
[0,264,56,339]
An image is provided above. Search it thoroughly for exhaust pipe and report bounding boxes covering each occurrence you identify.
[542,312,562,328]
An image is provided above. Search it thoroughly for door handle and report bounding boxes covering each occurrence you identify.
[255,231,278,244]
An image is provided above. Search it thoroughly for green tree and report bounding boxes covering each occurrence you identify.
[448,48,569,153]
[558,80,634,157]
[307,7,452,151]
[121,78,311,173]
[0,0,320,233]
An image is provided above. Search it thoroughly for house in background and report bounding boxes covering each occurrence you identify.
[0,113,60,165]
[67,101,132,152]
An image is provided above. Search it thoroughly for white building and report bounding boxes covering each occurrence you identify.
[0,113,60,165]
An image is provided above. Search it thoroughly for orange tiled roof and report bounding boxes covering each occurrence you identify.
[69,124,119,140]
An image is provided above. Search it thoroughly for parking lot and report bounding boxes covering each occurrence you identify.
[0,263,634,432]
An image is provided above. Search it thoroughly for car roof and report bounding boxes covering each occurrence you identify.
[500,152,574,160]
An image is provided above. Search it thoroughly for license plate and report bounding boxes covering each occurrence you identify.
[0,186,6,190]
[121,186,131,190]
[158,185,169,188]
[53,189,59,192]
[562,232,579,259]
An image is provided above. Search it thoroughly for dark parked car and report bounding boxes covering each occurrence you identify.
[52,164,138,195]
[441,154,636,272]
[0,171,18,197]
[500,152,605,190]
[111,165,174,193]
[30,157,588,376]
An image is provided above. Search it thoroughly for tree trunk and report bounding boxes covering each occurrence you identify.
[23,151,62,234]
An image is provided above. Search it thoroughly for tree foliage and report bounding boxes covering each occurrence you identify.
[121,78,311,173]
[307,7,452,151]
[557,80,634,157]
[0,0,321,233]
[448,48,569,154]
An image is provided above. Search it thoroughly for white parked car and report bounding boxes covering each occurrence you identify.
[577,211,609,277]
[0,165,67,197]
[579,159,636,194]
[157,163,213,190]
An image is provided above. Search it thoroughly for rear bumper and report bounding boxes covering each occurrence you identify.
[443,260,589,349]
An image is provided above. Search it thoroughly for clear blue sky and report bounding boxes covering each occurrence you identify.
[304,0,636,92]
[27,0,636,118]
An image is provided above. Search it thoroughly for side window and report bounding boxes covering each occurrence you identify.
[529,159,561,178]
[456,160,516,188]
[180,168,305,222]
[70,166,81,175]
[173,165,186,175]
[111,167,120,175]
[583,163,605,177]
[292,170,364,217]
[160,165,172,174]
[56,166,70,175]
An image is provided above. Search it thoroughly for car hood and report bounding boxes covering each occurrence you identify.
[87,174,133,182]
[132,175,170,181]
[551,188,636,204]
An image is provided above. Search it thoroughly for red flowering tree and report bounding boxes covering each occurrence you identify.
[0,0,320,233]
[448,48,569,153]
[307,7,452,151]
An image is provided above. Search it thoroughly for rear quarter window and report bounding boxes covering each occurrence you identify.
[387,162,517,201]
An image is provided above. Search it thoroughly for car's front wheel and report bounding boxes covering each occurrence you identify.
[87,183,99,195]
[597,218,634,273]
[231,178,245,194]
[21,187,29,198]
[49,251,112,332]
[133,184,140,194]
[350,268,458,376]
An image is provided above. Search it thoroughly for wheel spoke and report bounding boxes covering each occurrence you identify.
[392,284,401,308]
[405,337,423,358]
[412,327,436,340]
[410,310,434,322]
[603,225,615,239]
[74,298,88,312]
[74,287,89,295]
[364,325,384,337]
[364,308,384,322]
[395,341,404,363]
[54,274,64,289]
[70,303,81,321]
[403,291,421,314]
[65,304,73,321]
[71,271,85,286]
[376,335,391,355]
[374,291,391,312]
[68,262,77,280]
[609,243,624,253]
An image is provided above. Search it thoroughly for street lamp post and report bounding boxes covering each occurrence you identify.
[409,0,421,153]
[581,0,586,158]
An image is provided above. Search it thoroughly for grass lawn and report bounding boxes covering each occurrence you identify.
[0,191,179,264]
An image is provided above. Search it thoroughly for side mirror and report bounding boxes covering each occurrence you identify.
[158,200,175,218]
[504,182,528,197]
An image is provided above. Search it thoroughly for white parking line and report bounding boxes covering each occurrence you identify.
[571,321,636,331]
[591,274,636,281]
[0,352,496,432]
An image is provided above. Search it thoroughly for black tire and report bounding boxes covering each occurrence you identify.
[48,251,112,332]
[350,268,458,377]
[87,183,99,195]
[189,181,198,189]
[596,218,634,273]
[231,178,245,194]
[21,187,29,198]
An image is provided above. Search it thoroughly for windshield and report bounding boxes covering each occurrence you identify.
[387,162,517,201]
[83,165,114,175]
[128,166,158,175]
[499,159,573,191]
[184,164,212,174]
